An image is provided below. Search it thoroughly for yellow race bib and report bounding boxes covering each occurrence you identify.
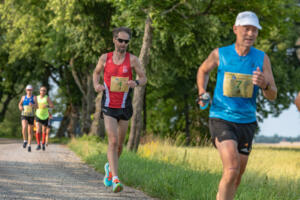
[23,105,33,116]
[110,76,129,92]
[223,72,253,98]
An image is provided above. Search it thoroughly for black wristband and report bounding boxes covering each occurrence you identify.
[135,80,140,86]
[263,82,270,90]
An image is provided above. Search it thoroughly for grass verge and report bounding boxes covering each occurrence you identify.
[68,136,300,200]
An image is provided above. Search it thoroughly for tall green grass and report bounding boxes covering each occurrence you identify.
[69,136,300,200]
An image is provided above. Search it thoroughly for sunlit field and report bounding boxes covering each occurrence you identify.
[69,136,300,200]
[138,140,300,181]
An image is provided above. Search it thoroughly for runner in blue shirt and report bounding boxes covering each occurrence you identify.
[197,11,277,200]
[18,85,37,152]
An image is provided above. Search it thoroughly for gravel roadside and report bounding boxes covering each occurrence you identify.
[0,138,155,200]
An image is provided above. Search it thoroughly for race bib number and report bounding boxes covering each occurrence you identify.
[23,105,33,116]
[223,72,253,98]
[110,76,129,92]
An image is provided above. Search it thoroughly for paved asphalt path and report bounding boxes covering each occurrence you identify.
[0,138,155,200]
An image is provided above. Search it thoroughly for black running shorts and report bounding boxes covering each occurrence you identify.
[36,116,49,127]
[209,118,258,155]
[21,116,35,125]
[101,106,133,121]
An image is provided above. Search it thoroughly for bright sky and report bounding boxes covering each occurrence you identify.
[259,104,300,137]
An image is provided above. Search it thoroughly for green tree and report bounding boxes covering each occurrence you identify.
[46,0,115,135]
[110,0,300,148]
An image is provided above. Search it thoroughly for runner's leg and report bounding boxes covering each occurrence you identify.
[21,119,28,142]
[104,115,119,177]
[215,138,241,200]
[46,127,50,145]
[117,120,129,157]
[36,121,42,145]
[234,154,248,190]
[27,124,32,146]
[42,125,47,145]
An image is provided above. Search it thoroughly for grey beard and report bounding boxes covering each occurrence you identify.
[117,48,126,53]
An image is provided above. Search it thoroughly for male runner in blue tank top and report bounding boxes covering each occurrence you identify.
[197,11,277,200]
[18,84,37,152]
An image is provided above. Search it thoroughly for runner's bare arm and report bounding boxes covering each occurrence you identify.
[33,96,37,109]
[93,54,107,92]
[197,48,219,96]
[47,97,54,108]
[18,96,24,111]
[253,54,277,100]
[129,55,147,87]
[34,96,38,109]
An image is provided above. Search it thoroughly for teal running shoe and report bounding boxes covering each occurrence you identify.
[103,162,112,187]
[112,178,123,193]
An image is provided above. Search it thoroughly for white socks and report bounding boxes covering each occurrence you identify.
[113,176,119,182]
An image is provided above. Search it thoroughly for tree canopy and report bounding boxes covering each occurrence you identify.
[0,0,299,146]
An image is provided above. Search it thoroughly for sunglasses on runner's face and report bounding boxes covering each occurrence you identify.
[40,89,46,92]
[117,38,130,44]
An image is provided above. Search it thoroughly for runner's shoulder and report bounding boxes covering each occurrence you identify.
[99,53,108,62]
[211,48,219,58]
[129,54,139,67]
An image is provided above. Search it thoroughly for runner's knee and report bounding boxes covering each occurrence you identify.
[223,167,240,183]
[108,136,118,148]
[118,145,123,154]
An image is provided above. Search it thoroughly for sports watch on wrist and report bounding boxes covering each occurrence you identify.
[263,82,270,91]
[135,80,140,86]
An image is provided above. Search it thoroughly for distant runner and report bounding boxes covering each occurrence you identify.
[197,11,277,200]
[35,86,54,151]
[93,27,147,193]
[18,84,36,152]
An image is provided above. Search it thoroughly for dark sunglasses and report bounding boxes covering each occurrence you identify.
[117,38,130,44]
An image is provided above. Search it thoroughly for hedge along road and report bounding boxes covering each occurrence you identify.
[0,138,155,200]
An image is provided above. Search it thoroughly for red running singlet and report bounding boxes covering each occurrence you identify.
[102,52,133,108]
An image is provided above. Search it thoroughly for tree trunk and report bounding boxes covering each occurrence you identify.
[143,87,147,132]
[81,73,95,134]
[56,105,71,138]
[0,94,13,122]
[127,16,152,151]
[184,95,190,145]
[67,103,79,138]
[89,92,105,138]
[69,59,95,135]
[296,37,300,61]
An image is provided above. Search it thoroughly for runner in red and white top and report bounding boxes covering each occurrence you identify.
[93,27,147,193]
[102,51,132,108]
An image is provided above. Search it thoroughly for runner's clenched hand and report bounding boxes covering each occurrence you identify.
[95,84,105,92]
[252,67,267,89]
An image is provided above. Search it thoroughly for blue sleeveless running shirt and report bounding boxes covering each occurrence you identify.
[22,95,35,117]
[209,44,265,123]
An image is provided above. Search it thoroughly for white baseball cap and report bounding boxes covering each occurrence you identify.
[235,11,262,30]
[26,84,33,90]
